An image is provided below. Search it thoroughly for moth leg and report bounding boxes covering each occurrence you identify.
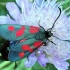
[53,35,62,40]
[27,56,29,61]
[43,42,47,46]
[43,40,50,46]
[48,39,56,45]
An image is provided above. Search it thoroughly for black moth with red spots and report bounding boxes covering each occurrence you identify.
[0,7,61,62]
[0,24,52,61]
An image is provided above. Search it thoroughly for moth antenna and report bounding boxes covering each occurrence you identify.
[53,35,62,40]
[48,7,61,31]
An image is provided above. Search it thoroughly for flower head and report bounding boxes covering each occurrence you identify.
[0,0,70,70]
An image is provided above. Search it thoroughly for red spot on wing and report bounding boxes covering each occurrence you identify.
[21,44,33,52]
[16,26,25,37]
[22,44,31,50]
[33,41,43,48]
[29,49,33,52]
[20,38,26,42]
[8,26,14,31]
[29,26,40,34]
[18,52,24,58]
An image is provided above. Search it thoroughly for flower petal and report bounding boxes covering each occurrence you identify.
[16,0,32,15]
[6,2,21,22]
[24,53,37,68]
[38,54,49,67]
[43,52,69,70]
[53,13,70,40]
[16,0,24,7]
[7,15,17,24]
[0,16,9,24]
[35,0,45,7]
[53,60,69,70]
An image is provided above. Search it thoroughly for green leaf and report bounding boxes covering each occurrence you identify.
[45,63,57,70]
[0,0,15,2]
[32,62,44,70]
[0,5,8,15]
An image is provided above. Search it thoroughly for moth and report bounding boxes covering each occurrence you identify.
[0,7,61,62]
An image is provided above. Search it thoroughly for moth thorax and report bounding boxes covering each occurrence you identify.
[45,31,53,38]
[34,31,45,40]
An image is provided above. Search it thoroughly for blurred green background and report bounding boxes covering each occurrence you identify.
[0,0,70,70]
